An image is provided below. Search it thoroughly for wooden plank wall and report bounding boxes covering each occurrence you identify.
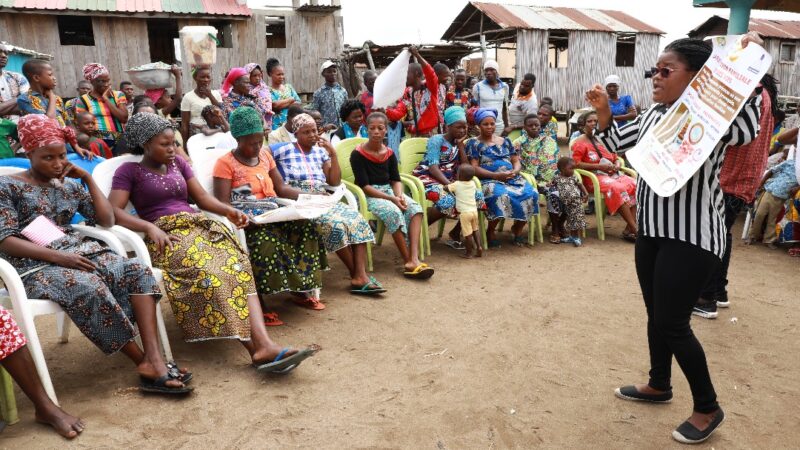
[764,38,799,97]
[0,13,151,98]
[0,10,343,99]
[515,29,660,111]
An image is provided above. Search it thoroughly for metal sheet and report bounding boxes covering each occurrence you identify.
[8,0,250,15]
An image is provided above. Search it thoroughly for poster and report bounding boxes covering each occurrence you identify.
[251,185,347,224]
[626,35,773,197]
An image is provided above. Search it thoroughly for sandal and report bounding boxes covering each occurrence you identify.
[789,247,800,257]
[549,234,561,244]
[263,312,284,327]
[166,361,192,384]
[621,232,637,243]
[443,239,466,250]
[512,235,527,247]
[253,347,318,374]
[351,281,387,296]
[292,295,326,310]
[403,263,435,279]
[487,239,502,248]
[140,374,193,395]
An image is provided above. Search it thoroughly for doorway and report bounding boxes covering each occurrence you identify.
[147,19,179,64]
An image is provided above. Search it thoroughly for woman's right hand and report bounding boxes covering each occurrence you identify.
[585,84,610,112]
[146,225,179,253]
[50,251,95,271]
[392,196,408,211]
[601,163,617,174]
[226,207,250,228]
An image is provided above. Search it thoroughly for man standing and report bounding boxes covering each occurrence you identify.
[446,69,474,111]
[312,60,348,128]
[0,44,30,123]
[505,73,538,135]
[359,70,377,117]
[693,76,776,319]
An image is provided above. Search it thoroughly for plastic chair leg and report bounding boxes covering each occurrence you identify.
[366,241,374,272]
[479,211,488,249]
[18,317,58,405]
[594,194,606,241]
[56,311,70,343]
[155,301,173,362]
[437,219,446,239]
[536,213,544,243]
[375,221,385,246]
[0,368,18,425]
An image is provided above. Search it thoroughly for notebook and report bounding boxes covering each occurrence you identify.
[20,215,66,247]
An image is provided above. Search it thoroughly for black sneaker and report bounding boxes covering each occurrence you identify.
[614,385,673,403]
[692,299,718,319]
[716,293,730,308]
[672,408,725,444]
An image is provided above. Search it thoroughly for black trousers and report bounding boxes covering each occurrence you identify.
[700,193,747,300]
[635,235,721,413]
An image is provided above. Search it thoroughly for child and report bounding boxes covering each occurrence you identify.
[747,159,799,247]
[65,80,92,123]
[192,104,229,136]
[308,109,330,141]
[75,111,113,158]
[553,157,588,247]
[446,163,483,258]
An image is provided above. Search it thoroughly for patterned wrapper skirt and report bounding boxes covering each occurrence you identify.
[245,220,328,295]
[148,212,255,342]
[480,176,538,222]
[366,184,423,235]
[777,191,800,244]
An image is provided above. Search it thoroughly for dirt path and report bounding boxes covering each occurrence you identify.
[2,218,799,449]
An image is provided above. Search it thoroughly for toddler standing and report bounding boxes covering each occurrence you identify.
[553,157,588,247]
[446,163,484,258]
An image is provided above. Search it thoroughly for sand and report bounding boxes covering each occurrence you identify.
[2,218,799,449]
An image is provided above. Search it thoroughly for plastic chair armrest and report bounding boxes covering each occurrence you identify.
[71,224,126,256]
[103,225,153,266]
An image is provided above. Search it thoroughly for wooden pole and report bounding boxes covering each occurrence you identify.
[480,12,487,70]
[363,42,376,71]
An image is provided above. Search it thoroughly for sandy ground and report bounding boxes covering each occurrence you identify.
[2,215,799,449]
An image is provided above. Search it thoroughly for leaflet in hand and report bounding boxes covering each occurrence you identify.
[21,215,66,247]
[626,35,772,197]
[250,185,346,224]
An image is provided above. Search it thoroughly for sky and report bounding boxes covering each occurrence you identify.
[251,0,800,53]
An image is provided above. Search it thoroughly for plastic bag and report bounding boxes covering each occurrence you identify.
[372,49,409,109]
[179,26,218,65]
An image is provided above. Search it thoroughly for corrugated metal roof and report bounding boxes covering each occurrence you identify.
[690,15,800,39]
[469,2,664,34]
[6,0,250,16]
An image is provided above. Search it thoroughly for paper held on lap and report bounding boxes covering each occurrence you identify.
[250,185,346,224]
[626,35,772,197]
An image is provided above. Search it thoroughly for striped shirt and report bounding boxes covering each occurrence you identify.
[75,91,127,140]
[597,96,761,259]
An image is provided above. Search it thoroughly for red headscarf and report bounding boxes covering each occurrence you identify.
[18,114,78,153]
[145,88,166,105]
[221,67,248,95]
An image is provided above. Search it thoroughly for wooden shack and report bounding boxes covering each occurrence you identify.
[441,2,664,111]
[0,0,344,97]
[689,15,800,95]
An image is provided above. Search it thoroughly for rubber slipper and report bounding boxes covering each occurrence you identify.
[488,239,502,248]
[444,239,466,250]
[140,374,193,395]
[403,263,435,279]
[621,232,637,243]
[292,296,326,310]
[369,276,384,288]
[263,312,284,326]
[253,347,318,374]
[549,235,561,244]
[789,248,800,257]
[513,235,527,247]
[166,361,192,384]
[350,282,387,295]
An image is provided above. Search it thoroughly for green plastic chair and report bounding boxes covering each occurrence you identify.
[335,138,424,271]
[506,129,522,143]
[397,138,431,256]
[575,166,638,241]
[0,368,17,425]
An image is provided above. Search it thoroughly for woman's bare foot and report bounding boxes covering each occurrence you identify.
[35,405,85,439]
[251,343,298,366]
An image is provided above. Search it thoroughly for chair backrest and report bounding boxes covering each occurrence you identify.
[0,167,25,176]
[335,137,367,184]
[93,154,142,214]
[186,132,237,159]
[506,129,522,143]
[191,147,231,194]
[398,137,428,175]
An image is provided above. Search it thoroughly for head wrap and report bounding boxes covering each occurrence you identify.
[604,74,621,88]
[83,63,109,82]
[229,106,264,138]
[145,88,166,105]
[124,112,172,151]
[484,60,499,72]
[292,113,316,131]
[18,114,77,153]
[474,108,498,125]
[222,67,248,95]
[444,106,467,126]
[243,62,270,98]
[244,63,261,75]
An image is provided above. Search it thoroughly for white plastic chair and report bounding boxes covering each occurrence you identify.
[0,166,171,405]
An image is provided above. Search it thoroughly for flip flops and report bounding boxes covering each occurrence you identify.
[253,347,318,374]
[403,263,435,279]
[263,312,284,326]
[140,374,194,395]
[350,280,387,295]
[292,295,326,310]
[166,361,192,384]
[512,235,528,247]
[621,231,637,243]
[444,239,466,250]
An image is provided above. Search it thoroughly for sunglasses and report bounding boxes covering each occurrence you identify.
[646,66,682,79]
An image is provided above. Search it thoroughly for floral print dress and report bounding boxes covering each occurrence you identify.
[0,176,160,354]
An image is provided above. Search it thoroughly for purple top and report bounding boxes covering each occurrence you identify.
[111,156,196,222]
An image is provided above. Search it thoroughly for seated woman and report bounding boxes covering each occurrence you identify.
[271,113,384,295]
[412,106,471,248]
[466,108,538,247]
[109,112,313,372]
[1,306,83,438]
[0,115,190,394]
[330,100,367,145]
[571,110,638,241]
[213,107,329,309]
[350,112,434,279]
[513,114,561,243]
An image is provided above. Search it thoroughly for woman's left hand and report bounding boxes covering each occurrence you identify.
[226,208,250,228]
[741,31,764,48]
[394,196,408,211]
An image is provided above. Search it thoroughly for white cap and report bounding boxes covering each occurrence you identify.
[484,60,499,72]
[320,60,337,73]
[604,74,621,87]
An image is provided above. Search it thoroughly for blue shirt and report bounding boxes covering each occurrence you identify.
[312,83,348,127]
[609,95,634,126]
[271,142,330,183]
[765,160,798,199]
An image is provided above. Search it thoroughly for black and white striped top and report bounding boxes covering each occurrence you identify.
[597,97,761,259]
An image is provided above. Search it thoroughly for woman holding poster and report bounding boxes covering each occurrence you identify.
[586,32,765,445]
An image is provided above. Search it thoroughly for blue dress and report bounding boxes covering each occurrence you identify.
[465,137,538,222]
[609,95,634,126]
